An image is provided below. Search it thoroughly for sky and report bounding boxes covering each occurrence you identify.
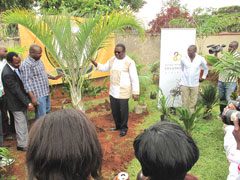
[137,0,240,27]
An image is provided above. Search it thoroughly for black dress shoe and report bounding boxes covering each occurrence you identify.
[120,130,127,137]
[16,146,27,152]
[109,127,120,131]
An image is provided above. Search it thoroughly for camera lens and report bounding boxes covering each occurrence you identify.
[209,49,214,54]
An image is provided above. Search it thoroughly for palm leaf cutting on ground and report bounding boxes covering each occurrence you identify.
[1,9,144,111]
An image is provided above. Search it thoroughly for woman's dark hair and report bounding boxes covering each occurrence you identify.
[133,121,199,180]
[27,109,102,180]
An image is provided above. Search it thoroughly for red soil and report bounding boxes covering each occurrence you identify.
[1,87,148,180]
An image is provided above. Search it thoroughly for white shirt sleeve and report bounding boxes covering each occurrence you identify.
[96,59,111,72]
[129,60,139,95]
[201,57,208,79]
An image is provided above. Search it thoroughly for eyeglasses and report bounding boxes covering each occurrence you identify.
[114,51,122,54]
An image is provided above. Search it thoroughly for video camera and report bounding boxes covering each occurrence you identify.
[222,109,240,125]
[207,44,226,54]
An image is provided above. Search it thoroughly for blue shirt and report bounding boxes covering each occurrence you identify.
[20,56,50,98]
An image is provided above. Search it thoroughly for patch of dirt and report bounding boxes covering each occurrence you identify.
[83,90,109,101]
[1,88,149,180]
[90,111,148,179]
[86,99,111,113]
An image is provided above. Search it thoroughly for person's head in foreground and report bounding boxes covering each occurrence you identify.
[134,121,199,180]
[26,109,102,180]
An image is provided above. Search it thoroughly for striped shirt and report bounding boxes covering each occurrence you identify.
[20,56,50,98]
[97,55,139,99]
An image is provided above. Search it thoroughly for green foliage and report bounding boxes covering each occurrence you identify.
[148,0,193,33]
[0,9,144,110]
[213,51,240,81]
[82,79,107,97]
[7,46,27,55]
[158,88,170,117]
[0,147,14,171]
[199,84,218,116]
[0,0,36,12]
[122,0,146,11]
[39,0,146,15]
[128,53,153,105]
[137,71,152,105]
[0,24,19,39]
[204,55,219,65]
[192,6,240,38]
[173,106,203,135]
[230,91,238,101]
[148,60,160,74]
[127,93,228,180]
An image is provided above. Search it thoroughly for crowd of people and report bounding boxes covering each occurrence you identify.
[0,41,239,180]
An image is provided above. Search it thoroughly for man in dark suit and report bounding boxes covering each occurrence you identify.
[2,52,34,151]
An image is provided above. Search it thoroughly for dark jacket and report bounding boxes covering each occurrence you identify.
[2,64,30,111]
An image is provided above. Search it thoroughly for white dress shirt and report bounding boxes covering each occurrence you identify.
[224,125,240,180]
[180,54,208,87]
[97,55,139,99]
[0,59,7,91]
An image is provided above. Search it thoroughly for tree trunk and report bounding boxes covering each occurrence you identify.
[70,86,85,112]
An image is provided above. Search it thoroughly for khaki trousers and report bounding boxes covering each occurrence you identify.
[181,85,199,114]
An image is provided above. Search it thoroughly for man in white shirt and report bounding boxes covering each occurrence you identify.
[180,45,208,114]
[90,43,139,137]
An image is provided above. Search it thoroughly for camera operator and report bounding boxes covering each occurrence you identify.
[216,41,240,117]
[223,107,240,180]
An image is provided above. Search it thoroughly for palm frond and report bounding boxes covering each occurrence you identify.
[1,9,145,110]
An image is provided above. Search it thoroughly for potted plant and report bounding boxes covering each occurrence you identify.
[149,60,160,84]
[150,91,157,99]
[133,72,153,114]
[169,80,181,115]
[132,61,153,114]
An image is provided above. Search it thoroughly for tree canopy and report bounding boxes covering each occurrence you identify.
[148,0,240,35]
[0,0,37,12]
[39,0,146,15]
[148,0,193,33]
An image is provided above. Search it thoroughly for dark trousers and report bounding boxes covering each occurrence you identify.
[0,96,15,135]
[110,95,129,131]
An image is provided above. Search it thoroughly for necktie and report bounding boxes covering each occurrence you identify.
[15,68,22,80]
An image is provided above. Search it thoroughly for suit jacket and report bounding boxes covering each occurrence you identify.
[2,64,31,111]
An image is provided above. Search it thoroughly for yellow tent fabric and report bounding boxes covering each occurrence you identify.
[18,23,114,85]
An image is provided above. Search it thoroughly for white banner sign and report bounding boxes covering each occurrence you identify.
[158,28,196,108]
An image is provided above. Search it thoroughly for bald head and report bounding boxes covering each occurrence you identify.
[187,45,197,59]
[29,44,42,60]
[0,46,8,60]
[29,44,41,53]
[228,41,239,53]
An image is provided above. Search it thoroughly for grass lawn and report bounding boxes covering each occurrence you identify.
[127,83,229,180]
[3,81,229,180]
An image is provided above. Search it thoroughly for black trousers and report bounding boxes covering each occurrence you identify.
[110,95,129,131]
[0,96,15,135]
